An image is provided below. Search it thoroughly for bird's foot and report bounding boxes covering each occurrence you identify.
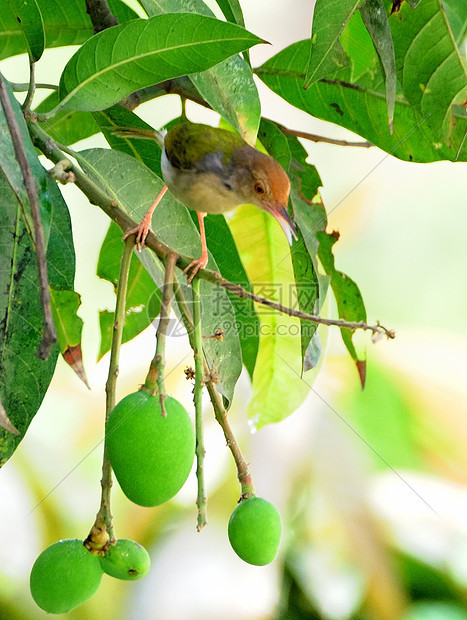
[184,254,208,285]
[122,219,152,252]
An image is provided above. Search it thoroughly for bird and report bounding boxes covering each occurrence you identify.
[115,122,297,283]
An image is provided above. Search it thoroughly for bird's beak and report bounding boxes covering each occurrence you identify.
[270,204,298,246]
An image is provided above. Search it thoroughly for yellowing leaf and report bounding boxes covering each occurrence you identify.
[229,205,309,430]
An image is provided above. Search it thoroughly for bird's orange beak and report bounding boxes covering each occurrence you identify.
[270,204,298,245]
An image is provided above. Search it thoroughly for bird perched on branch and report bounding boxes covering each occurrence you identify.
[115,122,297,282]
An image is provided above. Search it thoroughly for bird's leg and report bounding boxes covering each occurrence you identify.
[123,185,168,251]
[184,212,208,284]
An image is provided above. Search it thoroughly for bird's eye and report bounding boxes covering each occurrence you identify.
[254,183,265,194]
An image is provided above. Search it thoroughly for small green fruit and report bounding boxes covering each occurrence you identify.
[100,539,150,580]
[228,496,282,566]
[30,539,103,614]
[106,392,195,506]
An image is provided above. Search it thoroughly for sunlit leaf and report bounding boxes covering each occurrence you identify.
[229,204,309,429]
[57,14,263,113]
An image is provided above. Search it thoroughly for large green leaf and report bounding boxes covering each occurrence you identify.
[304,0,363,87]
[229,204,310,429]
[0,80,75,465]
[256,39,467,162]
[0,0,138,60]
[390,0,467,141]
[75,147,242,405]
[57,14,263,113]
[97,221,162,361]
[139,0,260,143]
[360,0,396,127]
[6,0,44,62]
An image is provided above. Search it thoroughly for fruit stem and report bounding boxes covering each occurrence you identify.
[173,282,256,499]
[86,236,135,553]
[192,276,207,530]
[143,252,178,416]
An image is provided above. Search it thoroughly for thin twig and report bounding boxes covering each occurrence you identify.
[278,125,373,148]
[11,81,58,92]
[192,277,207,530]
[173,282,255,498]
[28,121,395,341]
[21,61,36,113]
[85,236,134,554]
[143,252,178,415]
[0,74,57,359]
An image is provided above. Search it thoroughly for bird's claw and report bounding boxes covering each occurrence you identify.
[122,222,152,252]
[184,255,208,285]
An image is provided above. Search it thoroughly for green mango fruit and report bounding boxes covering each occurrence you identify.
[228,496,282,565]
[106,391,195,506]
[100,539,150,580]
[30,539,103,614]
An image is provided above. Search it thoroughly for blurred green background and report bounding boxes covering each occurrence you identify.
[1,0,467,618]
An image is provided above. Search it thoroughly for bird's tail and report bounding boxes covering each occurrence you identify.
[109,126,165,148]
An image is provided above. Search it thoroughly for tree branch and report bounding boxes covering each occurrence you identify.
[84,0,117,33]
[0,74,57,359]
[28,120,395,341]
[278,125,373,148]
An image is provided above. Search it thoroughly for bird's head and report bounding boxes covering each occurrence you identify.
[232,147,297,244]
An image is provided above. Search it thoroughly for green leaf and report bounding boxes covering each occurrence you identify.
[97,221,162,360]
[304,0,363,87]
[443,0,467,44]
[214,0,245,26]
[341,9,379,82]
[35,91,99,145]
[139,1,260,143]
[0,0,138,60]
[94,105,163,177]
[50,288,88,387]
[75,147,242,406]
[229,204,310,429]
[6,0,44,62]
[50,289,83,352]
[256,39,467,162]
[57,14,263,113]
[0,79,75,465]
[391,0,467,140]
[360,0,396,127]
[317,230,367,386]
